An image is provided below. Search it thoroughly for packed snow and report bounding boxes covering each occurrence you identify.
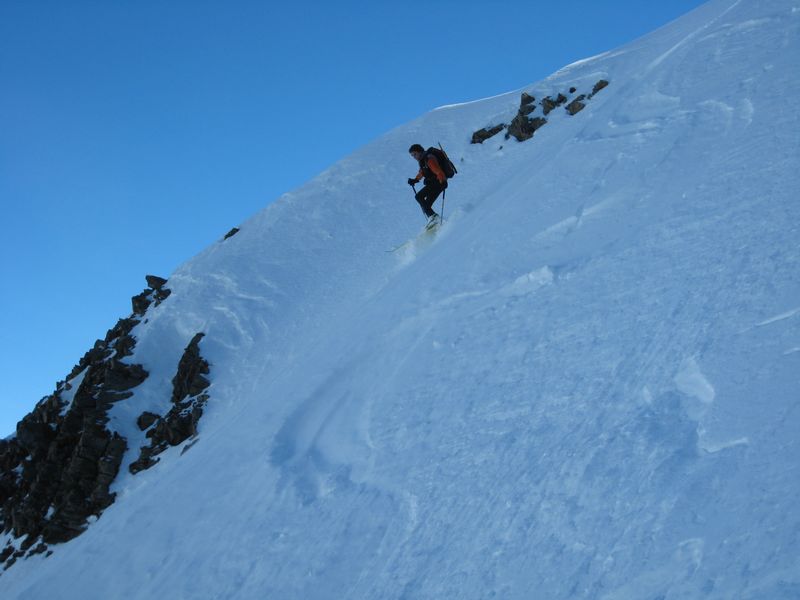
[3,0,799,598]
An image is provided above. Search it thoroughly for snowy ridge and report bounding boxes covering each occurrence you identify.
[3,0,799,597]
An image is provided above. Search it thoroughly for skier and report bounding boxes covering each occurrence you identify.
[407,143,447,227]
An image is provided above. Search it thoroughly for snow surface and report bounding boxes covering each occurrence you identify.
[3,0,799,597]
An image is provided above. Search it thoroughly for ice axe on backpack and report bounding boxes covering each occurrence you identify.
[437,142,454,224]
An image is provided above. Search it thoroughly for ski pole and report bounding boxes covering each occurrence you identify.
[441,188,446,224]
[411,183,425,222]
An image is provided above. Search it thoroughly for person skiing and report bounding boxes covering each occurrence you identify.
[407,143,447,226]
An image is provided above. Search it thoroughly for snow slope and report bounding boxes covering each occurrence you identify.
[3,0,799,597]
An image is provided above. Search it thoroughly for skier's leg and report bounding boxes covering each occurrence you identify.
[415,186,437,217]
[415,183,443,218]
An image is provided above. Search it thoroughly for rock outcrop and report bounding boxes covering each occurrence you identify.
[471,124,506,144]
[565,79,609,115]
[506,93,548,142]
[507,113,547,142]
[565,94,588,115]
[130,333,211,474]
[0,276,172,570]
[591,79,609,96]
[471,79,610,145]
[131,274,171,317]
[541,93,568,115]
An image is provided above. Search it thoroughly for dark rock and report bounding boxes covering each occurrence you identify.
[541,93,569,115]
[114,334,137,359]
[505,116,522,140]
[507,114,548,142]
[72,387,98,411]
[131,291,152,316]
[66,363,84,383]
[591,79,609,96]
[154,287,171,305]
[531,117,547,133]
[223,227,240,240]
[41,520,83,545]
[471,124,505,144]
[130,334,211,476]
[78,432,110,457]
[0,295,148,571]
[504,90,554,142]
[131,276,171,317]
[150,405,200,445]
[16,415,55,455]
[566,95,587,115]
[569,87,577,94]
[89,435,126,507]
[129,454,160,475]
[74,343,112,375]
[0,473,19,506]
[145,275,168,290]
[104,361,148,393]
[104,318,140,346]
[530,117,547,131]
[137,412,160,431]
[20,534,37,552]
[151,280,171,305]
[172,334,210,404]
[27,542,48,557]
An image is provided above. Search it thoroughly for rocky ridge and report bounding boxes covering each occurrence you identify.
[129,333,211,474]
[471,79,609,144]
[0,276,211,572]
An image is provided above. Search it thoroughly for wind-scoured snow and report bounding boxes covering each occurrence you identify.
[3,0,799,598]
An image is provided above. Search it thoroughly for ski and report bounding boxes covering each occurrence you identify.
[386,221,441,253]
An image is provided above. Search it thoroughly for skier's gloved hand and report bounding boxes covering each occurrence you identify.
[407,178,417,186]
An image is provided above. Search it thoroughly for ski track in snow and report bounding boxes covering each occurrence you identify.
[756,306,800,327]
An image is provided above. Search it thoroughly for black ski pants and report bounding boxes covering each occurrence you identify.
[415,180,446,218]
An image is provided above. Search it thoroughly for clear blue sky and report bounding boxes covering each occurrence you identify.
[0,0,707,437]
